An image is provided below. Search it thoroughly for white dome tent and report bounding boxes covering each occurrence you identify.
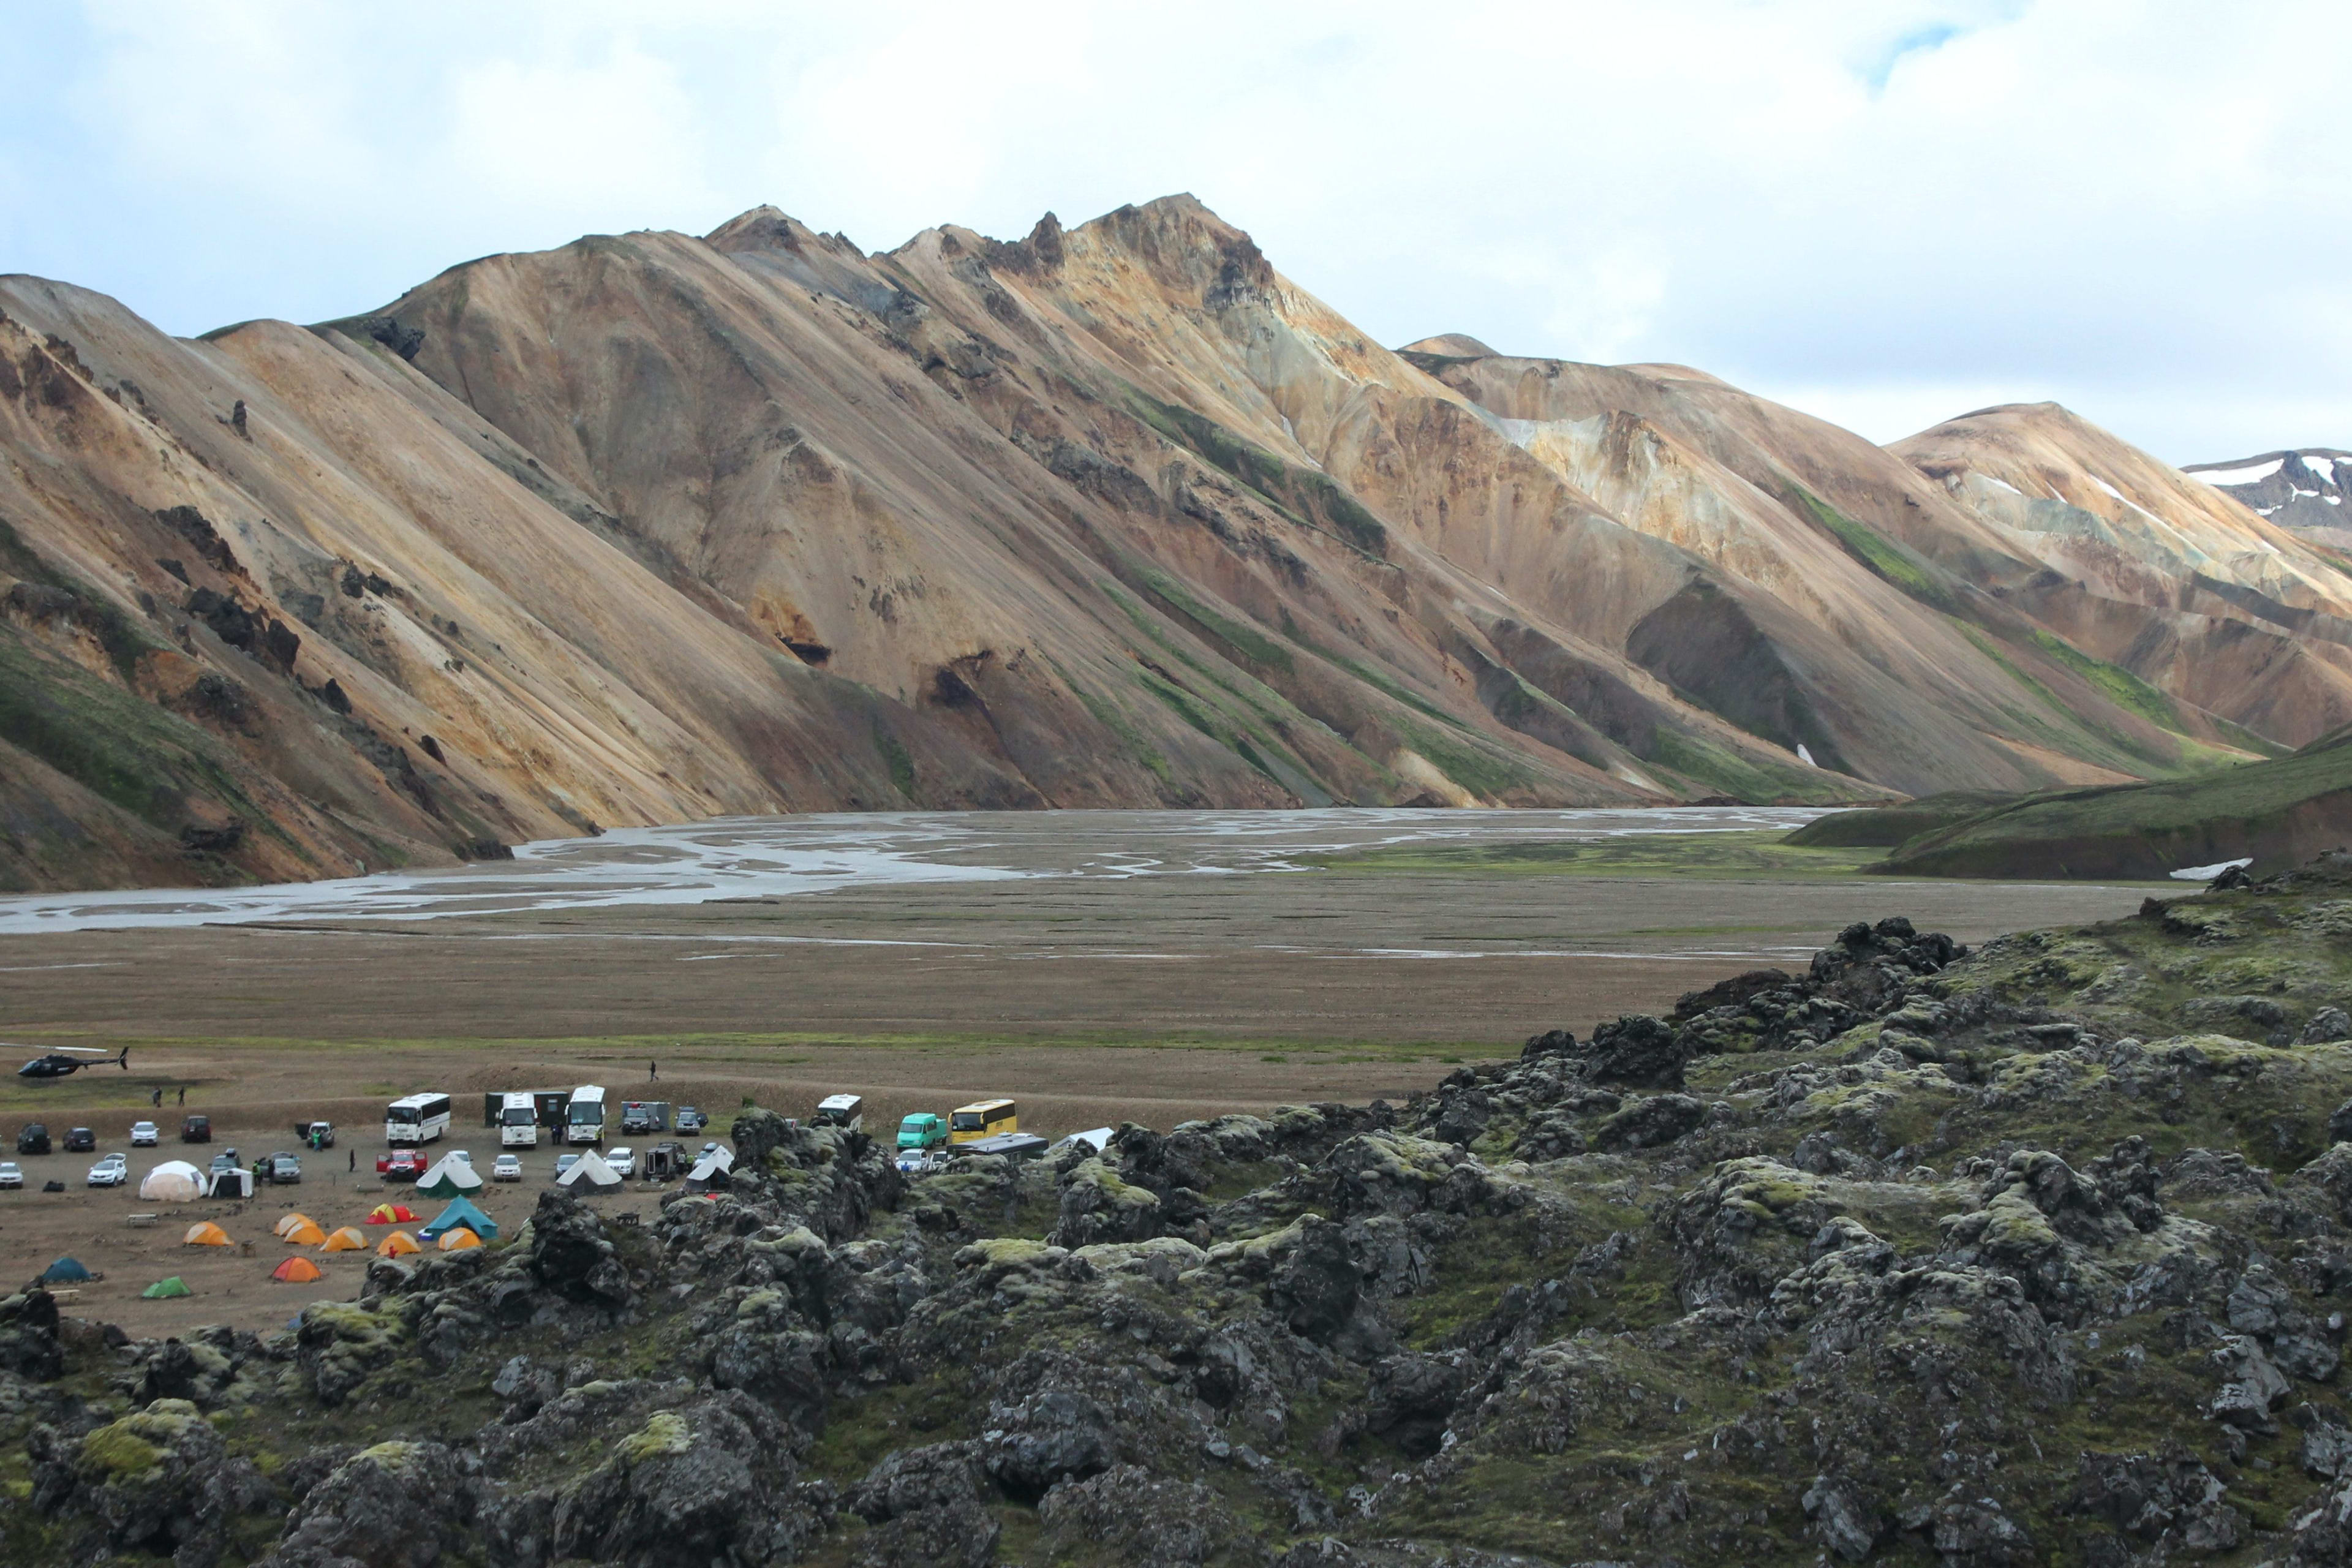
[557,1149,622,1191]
[138,1161,205,1202]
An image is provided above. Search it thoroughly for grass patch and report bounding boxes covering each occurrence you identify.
[1298,830,1885,881]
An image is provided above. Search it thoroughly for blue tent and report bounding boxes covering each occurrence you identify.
[38,1256,91,1284]
[420,1196,497,1241]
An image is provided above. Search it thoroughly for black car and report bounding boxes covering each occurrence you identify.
[17,1124,50,1156]
[62,1127,96,1153]
[181,1115,211,1143]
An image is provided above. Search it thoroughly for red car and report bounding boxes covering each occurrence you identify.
[376,1150,424,1181]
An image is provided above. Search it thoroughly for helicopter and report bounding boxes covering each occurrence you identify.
[15,1045,130,1079]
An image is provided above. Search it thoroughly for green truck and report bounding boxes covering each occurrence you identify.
[895,1113,946,1156]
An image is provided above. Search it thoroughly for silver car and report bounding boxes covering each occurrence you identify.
[129,1121,159,1147]
[0,1161,20,1189]
[492,1153,522,1182]
[88,1153,128,1188]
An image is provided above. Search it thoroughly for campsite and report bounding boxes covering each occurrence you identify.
[0,1136,679,1336]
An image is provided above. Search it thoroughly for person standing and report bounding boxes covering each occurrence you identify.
[176,1086,185,1106]
[649,1059,658,1081]
[348,1148,356,1174]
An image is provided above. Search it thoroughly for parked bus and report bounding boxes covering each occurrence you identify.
[566,1085,608,1146]
[948,1098,1017,1145]
[385,1092,453,1147]
[498,1091,540,1148]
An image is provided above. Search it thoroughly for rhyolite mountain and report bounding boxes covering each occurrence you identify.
[2187,449,2352,554]
[4,195,2348,891]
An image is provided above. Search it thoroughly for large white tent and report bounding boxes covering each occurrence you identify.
[415,1153,484,1198]
[557,1150,621,1190]
[138,1161,205,1202]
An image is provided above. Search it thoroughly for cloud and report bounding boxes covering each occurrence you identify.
[1,0,2343,461]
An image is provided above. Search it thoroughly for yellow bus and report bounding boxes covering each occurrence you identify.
[949,1098,1017,1145]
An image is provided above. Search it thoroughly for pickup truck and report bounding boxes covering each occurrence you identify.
[292,1120,335,1149]
[376,1150,424,1182]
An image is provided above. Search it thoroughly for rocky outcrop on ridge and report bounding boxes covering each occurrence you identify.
[16,861,2352,1561]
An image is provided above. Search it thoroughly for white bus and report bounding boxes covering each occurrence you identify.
[386,1092,453,1147]
[566,1085,608,1146]
[498,1091,540,1148]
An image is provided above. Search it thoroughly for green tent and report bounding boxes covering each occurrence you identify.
[414,1152,484,1199]
[140,1276,192,1299]
[38,1257,91,1284]
[421,1197,497,1241]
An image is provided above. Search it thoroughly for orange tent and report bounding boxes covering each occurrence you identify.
[375,1230,421,1257]
[270,1256,323,1284]
[182,1221,230,1247]
[318,1227,368,1252]
[273,1213,315,1238]
[436,1227,481,1251]
[282,1218,326,1246]
[365,1204,419,1225]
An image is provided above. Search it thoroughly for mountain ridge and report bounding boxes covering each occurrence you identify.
[0,194,2336,891]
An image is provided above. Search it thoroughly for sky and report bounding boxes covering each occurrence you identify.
[0,1,2340,464]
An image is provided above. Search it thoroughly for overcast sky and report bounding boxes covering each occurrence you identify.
[1,1,2340,463]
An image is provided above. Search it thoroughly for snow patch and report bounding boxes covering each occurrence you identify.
[1974,473,2024,496]
[2170,857,2253,882]
[1795,744,1816,767]
[2191,458,2285,488]
[2301,454,2337,483]
[2092,475,2128,502]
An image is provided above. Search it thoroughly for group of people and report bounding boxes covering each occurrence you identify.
[146,1086,187,1108]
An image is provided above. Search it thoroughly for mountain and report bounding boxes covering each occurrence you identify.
[0,195,2335,892]
[2185,448,2352,552]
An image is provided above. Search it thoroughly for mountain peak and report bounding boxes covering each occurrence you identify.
[1397,333,1499,358]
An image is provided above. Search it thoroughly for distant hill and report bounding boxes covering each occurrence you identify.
[1788,727,2352,880]
[2185,449,2352,554]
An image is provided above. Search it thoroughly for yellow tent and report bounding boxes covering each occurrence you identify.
[375,1230,421,1257]
[318,1226,369,1252]
[273,1213,315,1238]
[282,1218,326,1246]
[436,1227,481,1251]
[181,1221,230,1247]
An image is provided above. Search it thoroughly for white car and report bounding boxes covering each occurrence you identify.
[605,1146,635,1178]
[0,1161,20,1189]
[492,1153,522,1182]
[448,1149,473,1165]
[88,1154,128,1187]
[129,1121,159,1147]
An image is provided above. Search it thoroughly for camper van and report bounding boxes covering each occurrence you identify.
[815,1094,864,1132]
[566,1085,608,1146]
[385,1093,453,1147]
[948,1099,1017,1145]
[498,1092,540,1148]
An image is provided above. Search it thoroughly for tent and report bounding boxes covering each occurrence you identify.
[366,1202,420,1225]
[141,1276,192,1298]
[436,1227,481,1251]
[182,1221,231,1247]
[557,1150,622,1190]
[375,1230,421,1257]
[270,1256,323,1284]
[685,1152,732,1191]
[138,1161,205,1202]
[420,1196,497,1242]
[272,1213,315,1238]
[208,1169,252,1199]
[281,1218,326,1246]
[318,1226,368,1252]
[414,1154,483,1198]
[38,1257,91,1284]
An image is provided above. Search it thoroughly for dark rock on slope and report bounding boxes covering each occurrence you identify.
[21,864,2352,1561]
